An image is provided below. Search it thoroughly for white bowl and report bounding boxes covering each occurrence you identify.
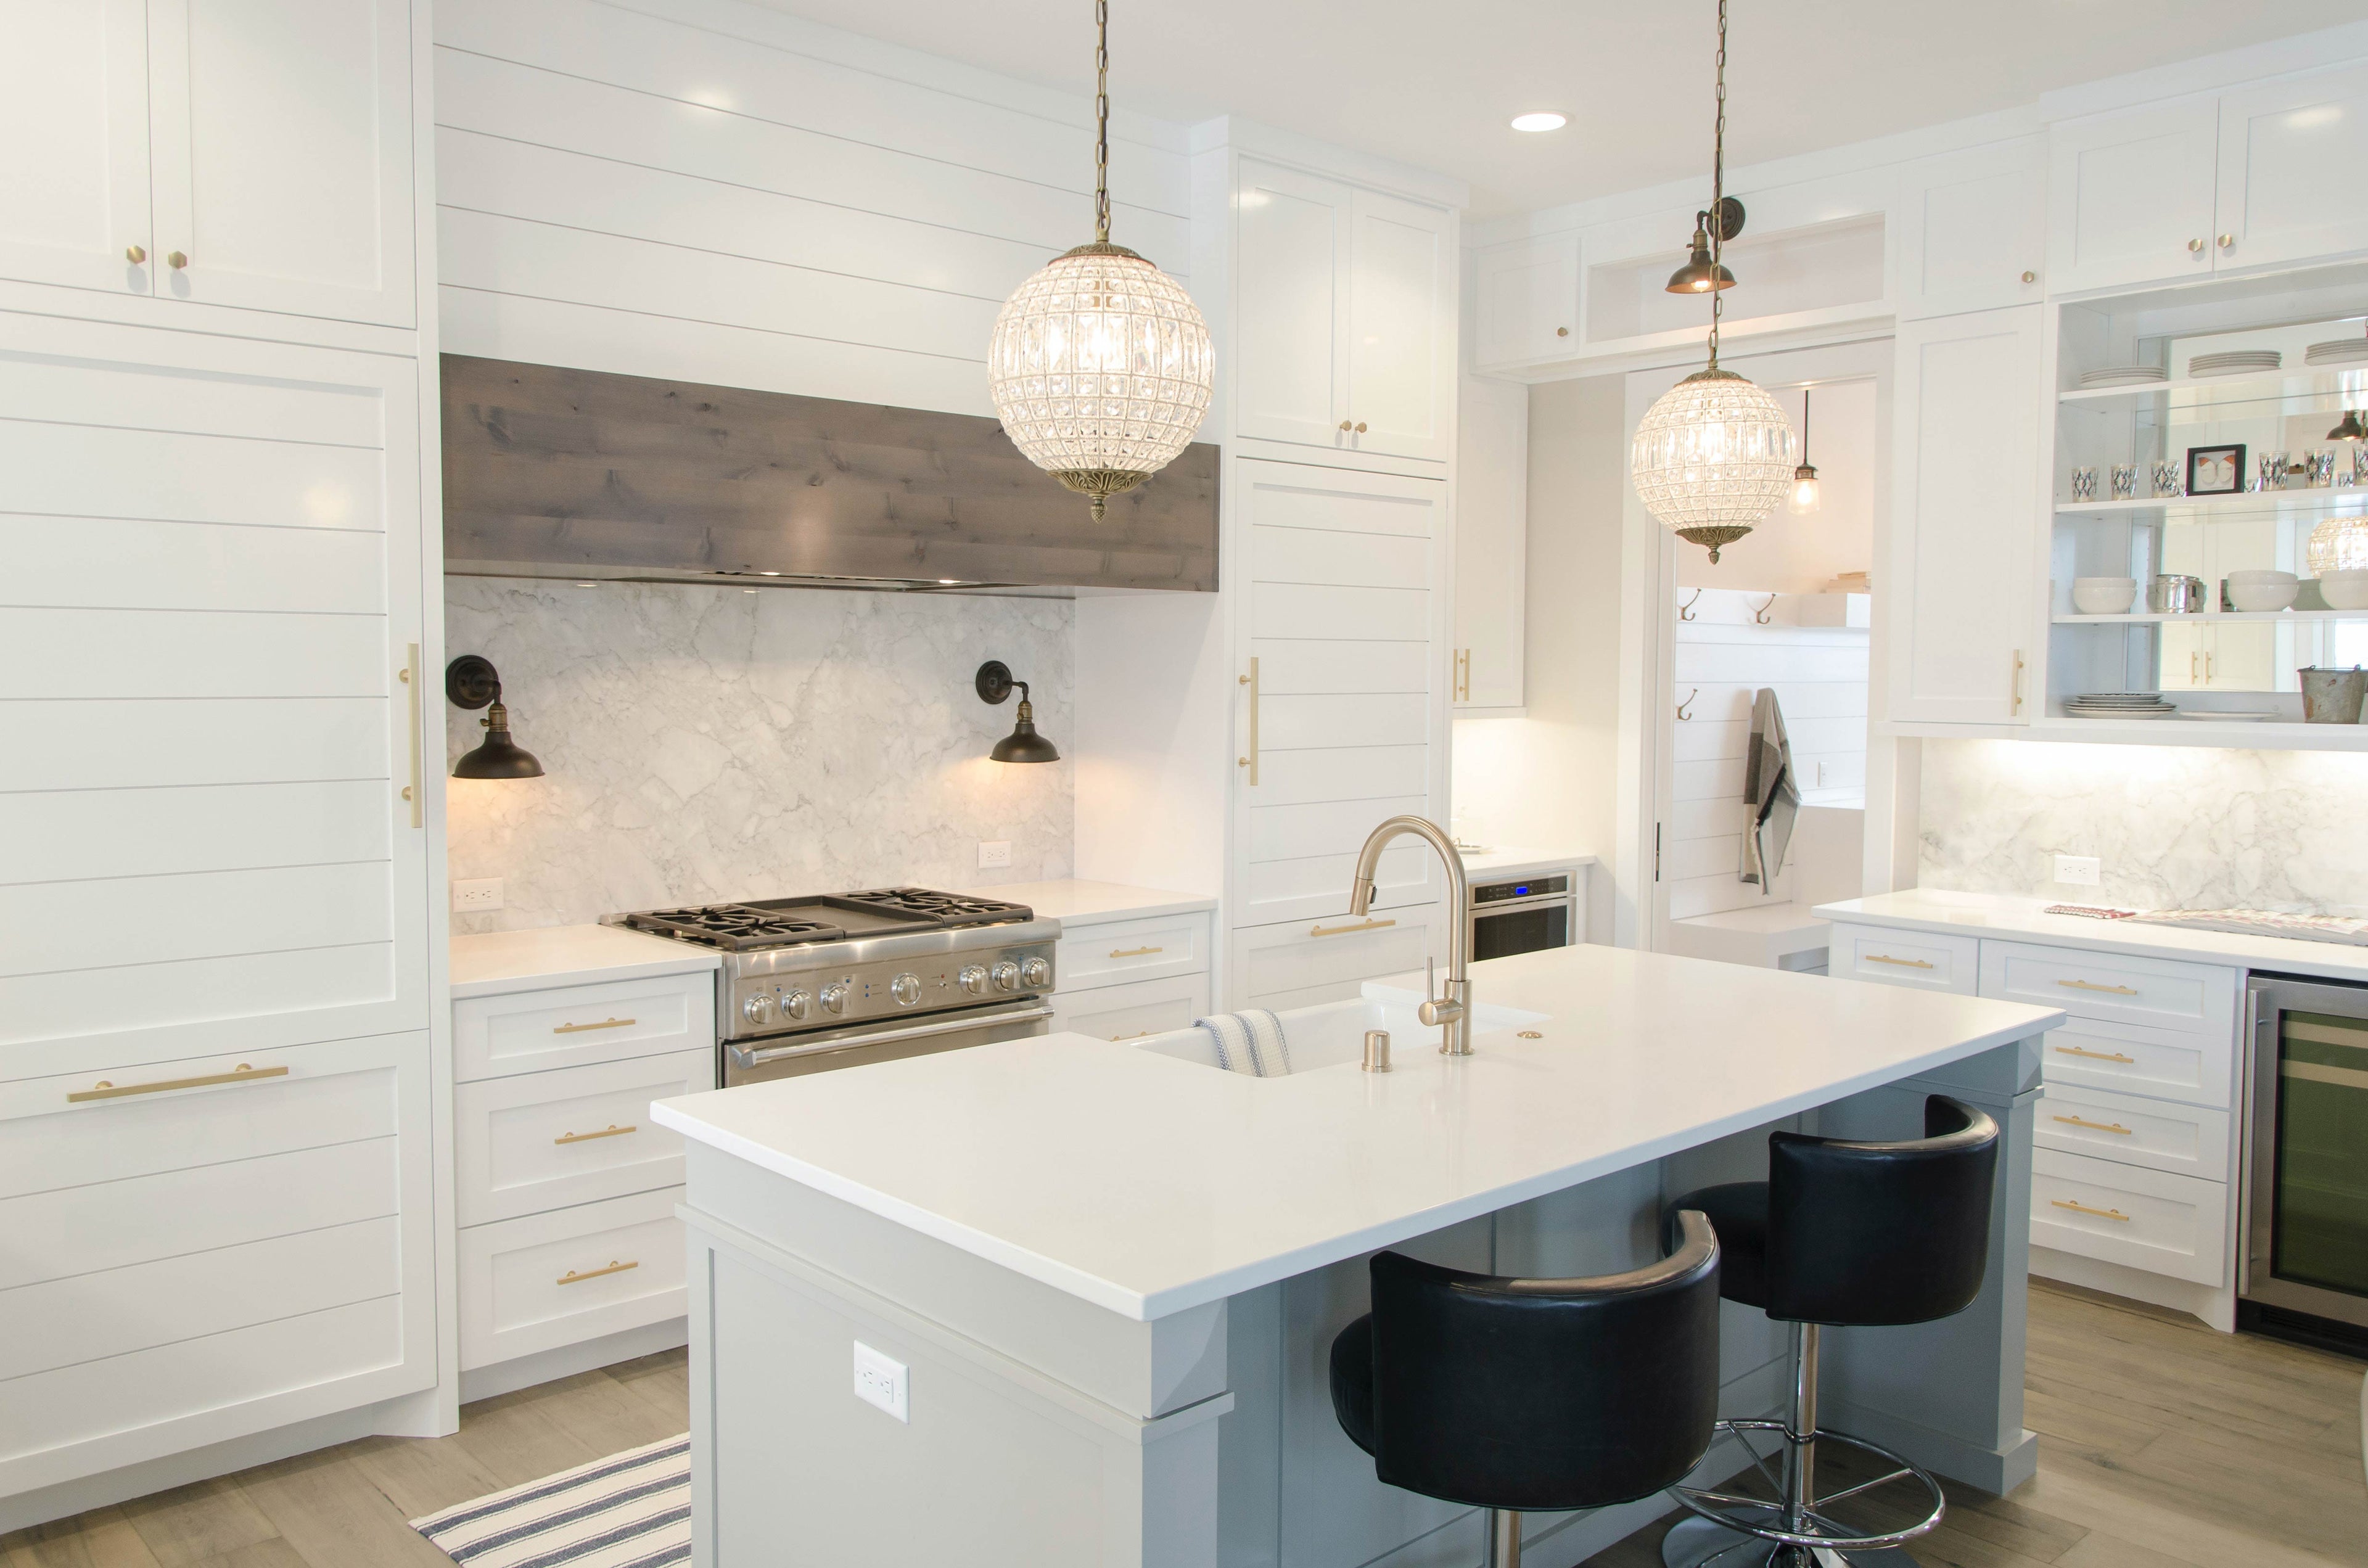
[2226,572,2300,612]
[2071,576,2137,614]
[2322,569,2368,610]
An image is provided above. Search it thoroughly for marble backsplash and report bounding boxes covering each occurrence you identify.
[444,580,1073,933]
[1918,739,2368,916]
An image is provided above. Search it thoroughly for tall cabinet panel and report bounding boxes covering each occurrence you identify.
[1346,191,1452,461]
[1234,161,1351,450]
[1453,375,1526,710]
[0,0,152,295]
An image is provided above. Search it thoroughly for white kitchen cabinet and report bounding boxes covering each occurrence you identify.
[1050,974,1211,1043]
[2214,61,2368,273]
[1346,189,1453,461]
[1471,232,1580,370]
[0,0,152,295]
[459,1187,689,1371]
[2046,99,2221,293]
[1231,904,1451,1014]
[1897,137,2045,319]
[1453,375,1526,710]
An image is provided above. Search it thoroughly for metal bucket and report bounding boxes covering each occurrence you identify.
[2299,666,2367,723]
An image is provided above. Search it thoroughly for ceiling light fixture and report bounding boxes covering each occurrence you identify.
[1510,112,1567,133]
[987,1,1211,522]
[1788,387,1822,515]
[976,660,1060,763]
[1629,0,1796,565]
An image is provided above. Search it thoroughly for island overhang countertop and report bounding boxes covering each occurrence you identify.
[651,944,2063,1321]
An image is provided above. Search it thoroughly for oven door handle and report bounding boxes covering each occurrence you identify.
[730,1004,1056,1067]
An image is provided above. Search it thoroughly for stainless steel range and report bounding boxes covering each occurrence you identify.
[614,887,1060,1085]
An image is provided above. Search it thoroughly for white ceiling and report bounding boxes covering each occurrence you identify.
[747,0,2368,215]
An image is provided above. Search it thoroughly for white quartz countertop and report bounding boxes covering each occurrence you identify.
[963,878,1217,924]
[1815,889,2368,983]
[450,923,720,998]
[651,943,2060,1322]
[1457,846,1597,879]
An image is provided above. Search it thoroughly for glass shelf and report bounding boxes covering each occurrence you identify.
[2059,364,2368,411]
[2055,490,2368,520]
[2054,609,2368,623]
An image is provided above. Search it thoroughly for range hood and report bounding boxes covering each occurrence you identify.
[440,356,1218,596]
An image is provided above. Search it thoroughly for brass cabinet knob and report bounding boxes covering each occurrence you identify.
[1556,326,1570,337]
[1354,421,1367,433]
[2218,232,2234,249]
[167,250,188,269]
[2021,270,2036,284]
[1338,419,1352,431]
[125,244,146,264]
[2188,237,2205,253]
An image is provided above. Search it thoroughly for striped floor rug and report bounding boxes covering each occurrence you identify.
[409,1433,691,1567]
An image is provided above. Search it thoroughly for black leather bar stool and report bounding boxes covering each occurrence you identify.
[1660,1093,2000,1568]
[1329,1212,1722,1568]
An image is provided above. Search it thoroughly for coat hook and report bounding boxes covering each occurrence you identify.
[1753,594,1777,625]
[1679,588,1703,622]
[1676,688,1698,721]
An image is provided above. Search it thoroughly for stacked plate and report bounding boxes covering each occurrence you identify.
[2078,365,2168,388]
[2189,349,2282,377]
[2305,337,2368,367]
[2065,692,2178,720]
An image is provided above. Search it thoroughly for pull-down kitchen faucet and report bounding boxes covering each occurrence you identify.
[1348,815,1471,1056]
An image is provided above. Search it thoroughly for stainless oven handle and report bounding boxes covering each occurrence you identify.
[731,1005,1056,1067]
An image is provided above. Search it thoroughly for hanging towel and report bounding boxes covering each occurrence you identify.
[1739,686,1801,893]
[1193,1009,1293,1077]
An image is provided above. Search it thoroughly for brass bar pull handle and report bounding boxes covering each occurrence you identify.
[68,1062,289,1103]
[2058,979,2140,995]
[1237,657,1260,784]
[553,1017,636,1034]
[554,1123,637,1145]
[557,1259,639,1285]
[398,643,423,829]
[2012,649,2025,713]
[2052,1114,2133,1135]
[1865,954,1934,969]
[2056,1045,2137,1064]
[1312,917,1397,938]
[1109,946,1164,958]
[2050,1199,2132,1222]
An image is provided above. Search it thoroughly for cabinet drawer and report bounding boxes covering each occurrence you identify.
[1233,905,1448,1013]
[459,1188,688,1371]
[1827,924,1980,993]
[2034,1083,2230,1181]
[454,973,713,1082]
[2030,1148,2228,1285]
[1053,974,1211,1043]
[1053,912,1212,992]
[456,1048,712,1227]
[2038,1013,2233,1109]
[1981,940,2235,1038]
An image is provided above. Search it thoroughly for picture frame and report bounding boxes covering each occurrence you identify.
[2185,443,2245,497]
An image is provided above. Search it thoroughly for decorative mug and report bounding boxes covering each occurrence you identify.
[2152,460,2183,498]
[2071,466,2097,501]
[2110,464,2137,499]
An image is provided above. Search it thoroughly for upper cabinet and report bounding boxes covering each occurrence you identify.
[2214,61,2368,273]
[1453,375,1526,710]
[0,0,416,329]
[1471,233,1579,370]
[1897,137,2047,320]
[1234,158,1453,464]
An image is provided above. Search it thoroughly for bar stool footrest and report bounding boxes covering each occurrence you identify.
[1667,1419,1943,1556]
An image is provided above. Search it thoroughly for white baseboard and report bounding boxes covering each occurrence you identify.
[459,1318,689,1405]
[2029,1247,2237,1332]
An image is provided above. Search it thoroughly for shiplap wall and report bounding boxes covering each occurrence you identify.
[1667,590,1868,921]
[433,0,1193,414]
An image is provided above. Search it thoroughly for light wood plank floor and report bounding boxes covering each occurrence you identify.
[7,1283,2361,1567]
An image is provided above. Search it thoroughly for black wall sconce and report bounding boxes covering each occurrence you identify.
[975,660,1059,763]
[446,655,545,779]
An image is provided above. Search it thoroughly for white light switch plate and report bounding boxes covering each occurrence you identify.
[977,840,1012,869]
[852,1340,908,1422]
[452,877,504,912]
[2053,855,2101,887]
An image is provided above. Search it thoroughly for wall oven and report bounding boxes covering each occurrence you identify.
[1470,872,1578,963]
[2243,971,2368,1336]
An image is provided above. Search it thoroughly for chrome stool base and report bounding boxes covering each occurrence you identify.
[1661,1513,1919,1567]
[1661,1413,1944,1568]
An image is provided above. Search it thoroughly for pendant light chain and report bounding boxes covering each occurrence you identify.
[1708,0,1728,368]
[1094,0,1111,244]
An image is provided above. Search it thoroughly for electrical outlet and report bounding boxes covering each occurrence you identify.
[451,877,503,912]
[852,1340,908,1422]
[977,840,1012,869]
[2053,855,2101,887]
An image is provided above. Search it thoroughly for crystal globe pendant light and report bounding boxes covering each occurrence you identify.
[987,1,1212,521]
[1629,0,1797,564]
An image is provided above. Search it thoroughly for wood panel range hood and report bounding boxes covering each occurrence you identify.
[440,356,1218,596]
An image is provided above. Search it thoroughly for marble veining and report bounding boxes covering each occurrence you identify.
[444,580,1072,933]
[1920,740,2368,916]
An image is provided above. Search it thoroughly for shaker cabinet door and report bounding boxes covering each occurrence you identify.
[2046,99,2219,294]
[1344,189,1452,461]
[1453,374,1526,710]
[2214,62,2368,273]
[1471,232,1581,370]
[1233,158,1353,450]
[0,0,154,295]
[1897,137,2045,320]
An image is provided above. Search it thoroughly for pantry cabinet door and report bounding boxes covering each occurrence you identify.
[2047,99,2219,294]
[1234,159,1354,450]
[1888,306,2045,724]
[2215,62,2368,273]
[1346,189,1453,461]
[1453,375,1526,710]
[1471,232,1579,370]
[1897,137,2045,320]
[0,0,154,295]
[146,0,416,327]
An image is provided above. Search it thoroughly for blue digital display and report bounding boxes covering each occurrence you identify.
[1513,884,1531,897]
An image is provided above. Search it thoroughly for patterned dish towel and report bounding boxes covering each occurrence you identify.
[1194,1008,1293,1077]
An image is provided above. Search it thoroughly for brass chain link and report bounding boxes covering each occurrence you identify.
[1708,0,1728,367]
[1095,0,1111,244]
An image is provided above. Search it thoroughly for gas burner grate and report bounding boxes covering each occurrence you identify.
[837,887,1034,927]
[622,905,849,951]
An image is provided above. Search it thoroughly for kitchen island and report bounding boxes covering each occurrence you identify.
[651,943,2063,1568]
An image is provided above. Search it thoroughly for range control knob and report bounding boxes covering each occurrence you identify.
[890,972,922,1006]
[741,991,779,1026]
[820,980,851,1015]
[990,960,1021,992]
[958,964,990,996]
[782,988,812,1021]
[1019,956,1051,990]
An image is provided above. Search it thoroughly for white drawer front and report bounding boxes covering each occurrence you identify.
[454,973,713,1082]
[2031,1148,2229,1286]
[1981,940,2235,1038]
[2034,1084,2230,1181]
[1233,905,1448,1013]
[1827,923,1980,993]
[460,1188,688,1371]
[1053,912,1212,992]
[2039,1015,2234,1109]
[1052,974,1211,1043]
[456,1048,712,1227]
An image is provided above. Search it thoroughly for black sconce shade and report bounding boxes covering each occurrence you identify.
[976,660,1059,764]
[446,654,545,779]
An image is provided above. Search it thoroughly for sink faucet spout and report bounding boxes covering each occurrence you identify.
[1347,815,1471,1055]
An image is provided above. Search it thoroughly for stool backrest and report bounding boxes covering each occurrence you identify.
[1767,1093,1999,1326]
[1367,1212,1720,1512]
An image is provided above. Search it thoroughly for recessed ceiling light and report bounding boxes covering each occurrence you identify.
[1511,112,1567,133]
